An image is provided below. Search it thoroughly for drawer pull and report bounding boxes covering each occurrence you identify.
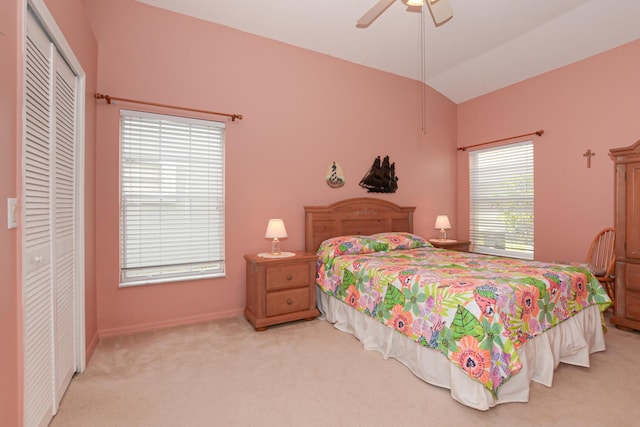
[287,298,293,305]
[287,274,293,280]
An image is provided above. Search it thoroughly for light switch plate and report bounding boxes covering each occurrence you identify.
[7,198,17,229]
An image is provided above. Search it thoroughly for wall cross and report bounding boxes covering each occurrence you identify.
[583,149,595,168]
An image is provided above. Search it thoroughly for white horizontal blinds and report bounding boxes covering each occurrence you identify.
[469,140,534,260]
[120,110,225,285]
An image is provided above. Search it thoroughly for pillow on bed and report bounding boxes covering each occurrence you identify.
[317,235,388,259]
[370,232,431,250]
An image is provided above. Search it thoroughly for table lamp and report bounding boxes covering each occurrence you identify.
[265,218,288,255]
[434,215,451,241]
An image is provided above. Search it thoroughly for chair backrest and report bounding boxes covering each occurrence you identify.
[586,227,616,277]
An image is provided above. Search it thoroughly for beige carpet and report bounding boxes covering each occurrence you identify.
[51,314,640,427]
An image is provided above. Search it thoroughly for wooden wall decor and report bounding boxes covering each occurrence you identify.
[583,149,595,168]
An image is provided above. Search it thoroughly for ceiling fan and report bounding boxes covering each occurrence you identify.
[357,0,453,28]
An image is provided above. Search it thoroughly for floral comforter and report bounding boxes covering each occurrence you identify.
[316,233,612,396]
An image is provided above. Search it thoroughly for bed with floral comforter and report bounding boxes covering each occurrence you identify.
[315,232,612,408]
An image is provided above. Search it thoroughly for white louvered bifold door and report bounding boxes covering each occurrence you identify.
[24,13,55,427]
[23,11,77,427]
[52,48,77,407]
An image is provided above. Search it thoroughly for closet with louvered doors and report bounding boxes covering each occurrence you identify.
[23,8,83,427]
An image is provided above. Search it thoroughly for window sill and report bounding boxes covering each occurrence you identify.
[119,272,226,288]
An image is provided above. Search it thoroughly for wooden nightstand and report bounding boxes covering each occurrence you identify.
[244,251,320,331]
[429,239,471,252]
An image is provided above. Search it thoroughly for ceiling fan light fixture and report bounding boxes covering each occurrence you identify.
[358,0,452,28]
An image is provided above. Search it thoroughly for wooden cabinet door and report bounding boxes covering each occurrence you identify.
[627,163,640,260]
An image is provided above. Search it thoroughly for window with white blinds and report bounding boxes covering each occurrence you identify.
[469,140,534,260]
[120,110,225,286]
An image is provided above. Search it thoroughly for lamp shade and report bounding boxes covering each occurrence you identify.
[434,215,451,230]
[406,0,423,6]
[265,219,288,239]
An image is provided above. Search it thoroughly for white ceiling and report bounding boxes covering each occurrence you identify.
[137,0,640,103]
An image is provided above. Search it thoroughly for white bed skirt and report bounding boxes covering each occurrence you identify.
[317,290,606,411]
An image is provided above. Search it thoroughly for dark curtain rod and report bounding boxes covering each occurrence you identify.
[457,130,544,152]
[94,93,243,121]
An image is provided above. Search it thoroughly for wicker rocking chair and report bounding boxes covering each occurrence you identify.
[586,227,616,303]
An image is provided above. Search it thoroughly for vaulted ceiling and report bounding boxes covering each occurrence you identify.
[137,0,640,103]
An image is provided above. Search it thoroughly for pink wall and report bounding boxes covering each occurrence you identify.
[85,0,458,336]
[0,1,20,424]
[0,1,97,425]
[457,39,640,263]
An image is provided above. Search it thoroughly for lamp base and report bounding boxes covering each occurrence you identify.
[271,237,281,255]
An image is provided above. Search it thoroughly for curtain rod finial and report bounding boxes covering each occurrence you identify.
[94,93,112,104]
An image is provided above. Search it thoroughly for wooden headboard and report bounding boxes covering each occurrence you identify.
[304,198,416,253]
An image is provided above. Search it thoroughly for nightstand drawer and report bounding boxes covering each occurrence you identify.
[266,288,310,316]
[266,264,310,291]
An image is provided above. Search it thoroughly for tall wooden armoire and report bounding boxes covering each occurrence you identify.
[610,140,640,330]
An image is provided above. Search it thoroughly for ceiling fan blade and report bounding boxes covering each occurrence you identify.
[426,0,453,26]
[357,0,396,28]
